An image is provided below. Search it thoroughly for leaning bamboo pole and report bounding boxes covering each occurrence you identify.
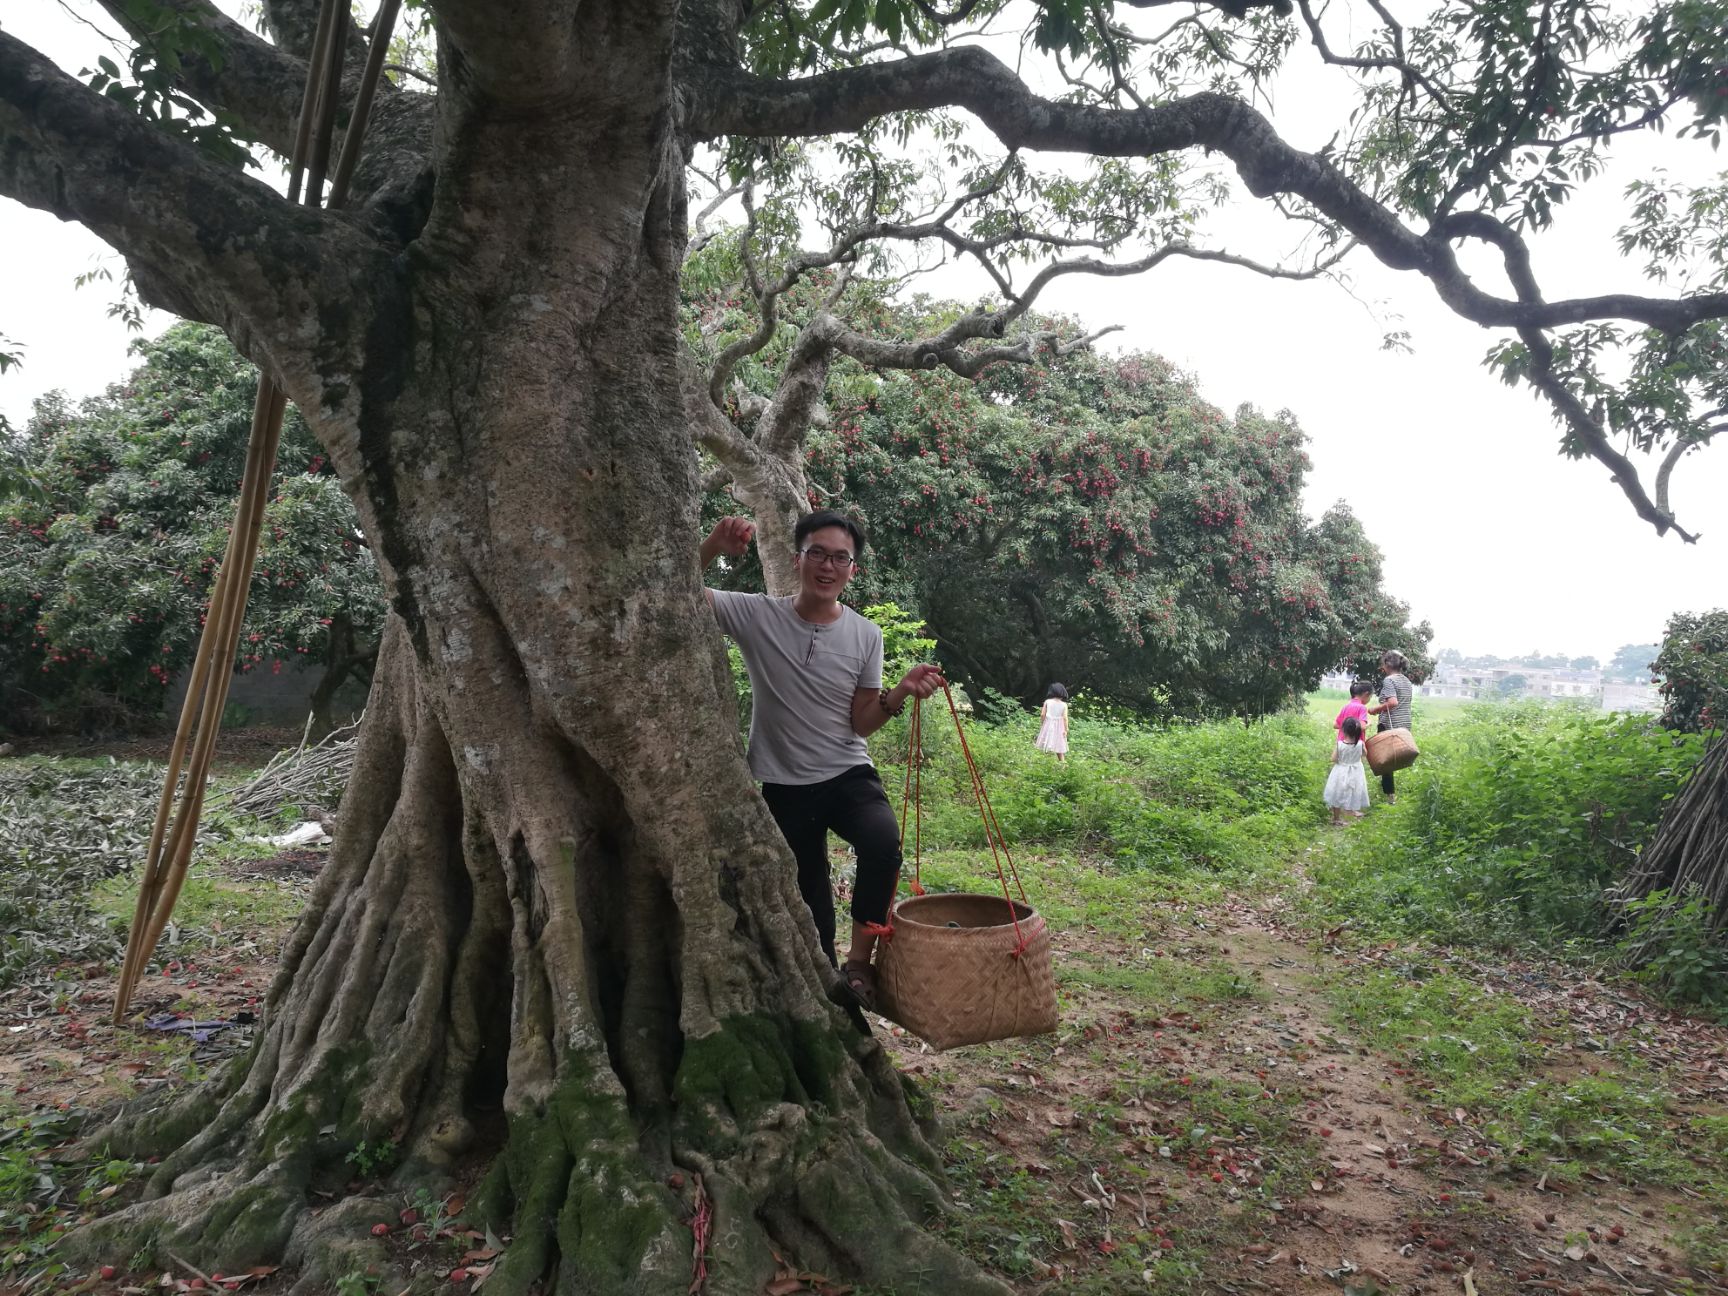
[113,0,400,1020]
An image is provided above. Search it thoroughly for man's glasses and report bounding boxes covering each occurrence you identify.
[799,547,856,570]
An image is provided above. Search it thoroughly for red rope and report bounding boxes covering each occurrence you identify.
[926,683,1034,955]
[892,685,1040,956]
[689,1174,711,1292]
[897,695,926,898]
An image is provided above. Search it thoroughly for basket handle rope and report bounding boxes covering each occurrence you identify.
[892,683,1037,957]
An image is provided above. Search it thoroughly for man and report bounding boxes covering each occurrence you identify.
[701,510,943,1010]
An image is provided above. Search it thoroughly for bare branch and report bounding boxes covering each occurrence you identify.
[686,168,751,260]
[1293,0,1453,112]
[708,181,790,406]
[691,48,1728,336]
[383,62,439,88]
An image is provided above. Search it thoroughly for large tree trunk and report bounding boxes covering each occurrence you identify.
[306,614,372,740]
[80,30,997,1296]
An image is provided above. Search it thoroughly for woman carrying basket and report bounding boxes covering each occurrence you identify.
[1368,650,1415,804]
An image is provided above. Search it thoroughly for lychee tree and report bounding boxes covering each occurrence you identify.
[0,323,381,734]
[1,0,1725,1289]
[801,340,1428,716]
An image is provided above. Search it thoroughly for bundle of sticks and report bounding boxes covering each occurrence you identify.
[112,0,402,1022]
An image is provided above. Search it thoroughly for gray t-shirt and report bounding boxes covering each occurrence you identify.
[709,591,884,785]
[1379,673,1413,730]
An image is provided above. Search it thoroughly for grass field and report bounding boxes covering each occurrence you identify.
[3,696,1726,1294]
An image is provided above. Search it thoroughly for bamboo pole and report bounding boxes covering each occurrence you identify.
[111,0,403,1020]
[112,386,282,1014]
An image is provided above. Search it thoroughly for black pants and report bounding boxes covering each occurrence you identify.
[761,765,902,966]
[1377,721,1396,795]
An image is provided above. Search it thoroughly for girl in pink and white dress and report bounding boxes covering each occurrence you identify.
[1035,682,1070,762]
[1324,714,1371,824]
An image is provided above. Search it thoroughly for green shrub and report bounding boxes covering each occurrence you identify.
[1617,889,1728,1012]
[872,706,1323,880]
[1306,703,1704,949]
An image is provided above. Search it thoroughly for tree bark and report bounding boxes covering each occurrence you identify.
[19,8,998,1291]
[307,614,373,739]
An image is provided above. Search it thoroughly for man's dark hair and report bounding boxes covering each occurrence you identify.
[794,510,867,556]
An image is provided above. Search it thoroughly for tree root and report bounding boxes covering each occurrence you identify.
[72,615,1008,1295]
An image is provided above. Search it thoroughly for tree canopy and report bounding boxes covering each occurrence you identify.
[1609,641,1664,681]
[2,0,1725,1291]
[0,324,380,733]
[788,331,1428,715]
[1652,608,1728,734]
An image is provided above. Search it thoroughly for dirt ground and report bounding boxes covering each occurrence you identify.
[0,851,315,1114]
[5,856,1728,1295]
[882,901,1728,1295]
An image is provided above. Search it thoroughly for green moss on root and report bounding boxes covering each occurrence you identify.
[672,1013,850,1151]
[196,1181,302,1270]
[481,1054,683,1295]
[258,1040,375,1168]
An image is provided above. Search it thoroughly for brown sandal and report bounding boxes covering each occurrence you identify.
[841,959,878,1012]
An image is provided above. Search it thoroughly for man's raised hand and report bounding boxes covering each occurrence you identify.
[700,516,756,566]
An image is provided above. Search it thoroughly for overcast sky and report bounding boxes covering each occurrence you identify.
[3,1,1724,664]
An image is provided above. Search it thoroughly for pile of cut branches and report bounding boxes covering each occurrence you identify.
[0,759,209,987]
[1616,739,1728,944]
[218,716,361,823]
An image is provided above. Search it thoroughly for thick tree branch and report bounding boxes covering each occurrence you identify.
[1516,327,1697,541]
[690,49,1728,336]
[0,28,390,396]
[683,352,754,465]
[90,0,310,155]
[757,324,835,459]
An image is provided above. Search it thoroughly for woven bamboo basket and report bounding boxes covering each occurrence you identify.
[874,892,1058,1051]
[1365,728,1419,776]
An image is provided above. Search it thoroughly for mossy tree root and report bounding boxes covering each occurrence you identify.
[74,594,1002,1293]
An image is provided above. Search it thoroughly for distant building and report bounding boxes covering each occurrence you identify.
[1600,681,1662,714]
[1412,661,1659,713]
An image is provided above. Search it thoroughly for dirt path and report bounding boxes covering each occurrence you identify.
[884,903,1728,1295]
[6,854,1728,1295]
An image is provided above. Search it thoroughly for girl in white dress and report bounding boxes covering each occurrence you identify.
[1035,683,1070,761]
[1324,714,1370,824]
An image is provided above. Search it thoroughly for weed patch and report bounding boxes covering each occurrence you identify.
[1304,705,1703,953]
[1324,962,1728,1198]
[0,1105,136,1289]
